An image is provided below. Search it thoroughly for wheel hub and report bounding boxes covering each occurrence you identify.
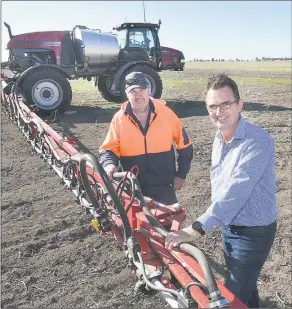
[40,87,53,100]
[32,80,63,109]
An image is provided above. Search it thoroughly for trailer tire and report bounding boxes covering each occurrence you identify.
[20,67,72,114]
[98,75,124,103]
[119,64,163,101]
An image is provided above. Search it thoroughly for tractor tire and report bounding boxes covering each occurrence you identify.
[20,66,72,114]
[119,64,163,102]
[98,75,124,103]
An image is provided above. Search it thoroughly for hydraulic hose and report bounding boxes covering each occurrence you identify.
[123,173,221,299]
[137,252,179,297]
[80,159,222,300]
[79,153,132,240]
[113,172,137,213]
[142,197,220,297]
[123,174,168,236]
[179,243,218,295]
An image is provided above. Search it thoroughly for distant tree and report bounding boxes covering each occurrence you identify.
[211,58,214,62]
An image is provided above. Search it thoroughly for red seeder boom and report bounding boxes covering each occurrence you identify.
[1,82,247,308]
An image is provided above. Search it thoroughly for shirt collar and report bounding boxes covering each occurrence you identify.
[234,116,246,140]
[215,116,246,142]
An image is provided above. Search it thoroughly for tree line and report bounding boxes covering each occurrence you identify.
[192,57,291,62]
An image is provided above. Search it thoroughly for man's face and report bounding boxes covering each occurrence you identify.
[206,86,243,133]
[126,87,150,110]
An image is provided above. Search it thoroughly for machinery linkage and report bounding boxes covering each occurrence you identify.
[1,82,247,308]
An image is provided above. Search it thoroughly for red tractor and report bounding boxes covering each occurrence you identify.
[161,46,185,71]
[1,21,164,114]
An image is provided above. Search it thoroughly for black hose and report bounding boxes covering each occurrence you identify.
[112,173,137,212]
[129,177,168,236]
[179,243,218,295]
[140,196,220,296]
[127,173,221,298]
[137,252,179,297]
[8,56,43,69]
[116,178,126,196]
[79,153,132,240]
[132,228,164,269]
[185,281,209,295]
[79,159,220,299]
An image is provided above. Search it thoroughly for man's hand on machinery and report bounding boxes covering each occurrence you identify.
[104,164,118,180]
[164,226,201,250]
[174,176,185,191]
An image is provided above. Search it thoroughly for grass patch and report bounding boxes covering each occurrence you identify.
[234,77,291,86]
[70,80,119,109]
[163,76,290,88]
[186,61,291,72]
[164,79,206,87]
[71,80,96,92]
[69,65,290,107]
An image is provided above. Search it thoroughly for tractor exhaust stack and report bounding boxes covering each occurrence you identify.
[4,22,13,39]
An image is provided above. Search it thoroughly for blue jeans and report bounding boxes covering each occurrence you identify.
[222,221,277,308]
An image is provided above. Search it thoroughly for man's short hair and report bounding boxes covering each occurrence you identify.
[125,72,148,94]
[206,73,240,100]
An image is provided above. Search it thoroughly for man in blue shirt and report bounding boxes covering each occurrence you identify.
[165,73,277,308]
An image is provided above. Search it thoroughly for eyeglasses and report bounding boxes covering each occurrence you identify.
[207,100,238,112]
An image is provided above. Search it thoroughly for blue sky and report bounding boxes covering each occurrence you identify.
[1,1,291,61]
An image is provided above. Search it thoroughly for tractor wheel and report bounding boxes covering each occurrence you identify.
[98,75,124,103]
[20,67,72,114]
[119,64,163,102]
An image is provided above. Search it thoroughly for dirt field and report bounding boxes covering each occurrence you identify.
[1,64,291,308]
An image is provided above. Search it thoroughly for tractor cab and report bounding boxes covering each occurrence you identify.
[113,21,162,69]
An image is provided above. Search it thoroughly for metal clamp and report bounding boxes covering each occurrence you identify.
[209,298,230,308]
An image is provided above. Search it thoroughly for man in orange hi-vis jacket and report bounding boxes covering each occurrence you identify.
[99,72,193,205]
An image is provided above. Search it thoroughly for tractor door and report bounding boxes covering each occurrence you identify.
[128,27,161,68]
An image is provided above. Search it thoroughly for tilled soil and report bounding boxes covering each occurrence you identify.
[1,68,291,308]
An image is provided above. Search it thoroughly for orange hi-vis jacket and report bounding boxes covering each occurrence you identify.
[99,98,193,189]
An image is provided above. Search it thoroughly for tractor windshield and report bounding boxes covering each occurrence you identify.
[116,27,156,52]
[128,28,155,50]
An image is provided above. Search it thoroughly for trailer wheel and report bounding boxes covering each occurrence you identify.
[98,75,124,103]
[20,67,72,114]
[119,64,163,101]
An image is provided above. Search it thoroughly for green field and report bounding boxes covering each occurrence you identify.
[70,60,291,107]
[186,61,291,72]
[163,76,291,88]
